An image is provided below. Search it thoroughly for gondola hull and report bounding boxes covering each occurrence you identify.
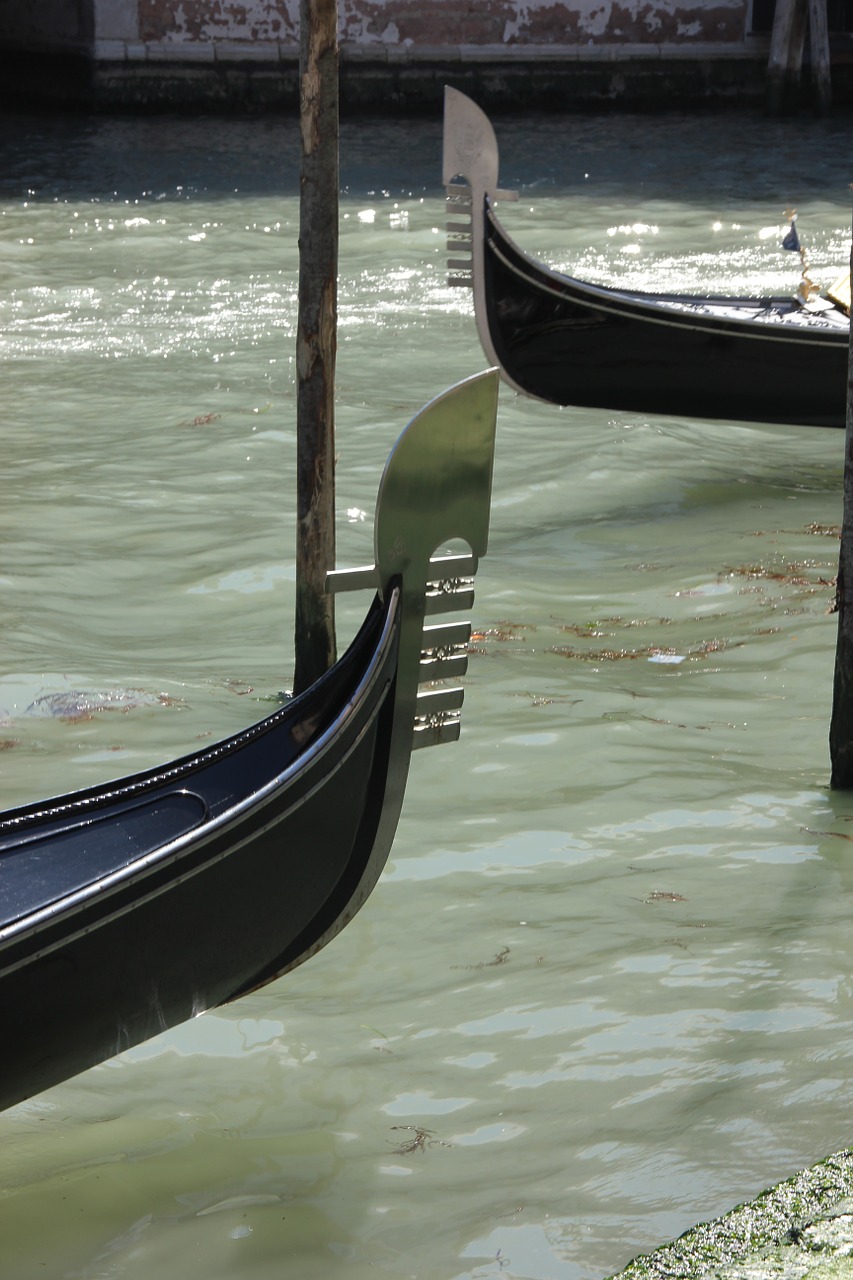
[483,213,848,427]
[0,369,500,1112]
[444,86,849,428]
[0,596,400,1108]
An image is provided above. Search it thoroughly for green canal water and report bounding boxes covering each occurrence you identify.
[1,106,852,1280]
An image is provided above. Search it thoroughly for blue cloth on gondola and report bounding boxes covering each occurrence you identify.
[782,220,800,252]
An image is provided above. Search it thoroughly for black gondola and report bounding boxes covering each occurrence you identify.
[443,87,849,428]
[0,369,499,1112]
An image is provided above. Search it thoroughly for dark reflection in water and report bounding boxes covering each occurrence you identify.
[1,105,851,206]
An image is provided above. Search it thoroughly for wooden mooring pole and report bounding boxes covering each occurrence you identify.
[766,0,807,114]
[293,0,339,695]
[829,217,853,786]
[767,0,832,114]
[808,0,832,115]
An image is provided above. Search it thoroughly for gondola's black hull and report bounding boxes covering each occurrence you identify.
[0,594,400,1110]
[0,366,501,1113]
[484,207,848,428]
[443,86,848,429]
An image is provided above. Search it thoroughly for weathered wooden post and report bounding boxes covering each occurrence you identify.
[293,0,339,694]
[829,220,853,786]
[766,0,806,114]
[808,0,832,115]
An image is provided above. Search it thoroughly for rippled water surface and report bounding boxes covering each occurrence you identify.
[1,105,853,1280]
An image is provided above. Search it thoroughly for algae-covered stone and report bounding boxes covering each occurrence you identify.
[609,1151,853,1280]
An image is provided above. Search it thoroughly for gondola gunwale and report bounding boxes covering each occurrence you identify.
[0,586,401,966]
[485,199,847,349]
[0,590,391,840]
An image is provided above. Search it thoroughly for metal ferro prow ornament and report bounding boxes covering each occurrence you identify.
[328,364,499,783]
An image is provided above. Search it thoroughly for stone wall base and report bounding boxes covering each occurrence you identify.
[2,44,852,112]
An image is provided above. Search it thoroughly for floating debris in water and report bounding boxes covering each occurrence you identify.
[470,621,534,643]
[549,645,644,662]
[452,945,511,971]
[550,638,733,663]
[179,412,221,428]
[388,1126,453,1155]
[515,691,582,708]
[560,616,672,636]
[221,678,254,697]
[24,688,181,723]
[724,560,834,590]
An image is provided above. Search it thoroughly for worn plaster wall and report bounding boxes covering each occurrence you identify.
[0,0,783,110]
[0,0,754,54]
[139,0,299,44]
[336,0,748,47]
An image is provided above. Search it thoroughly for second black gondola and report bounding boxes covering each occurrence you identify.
[443,87,848,428]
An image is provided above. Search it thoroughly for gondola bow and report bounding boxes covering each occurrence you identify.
[443,86,848,428]
[0,369,499,1112]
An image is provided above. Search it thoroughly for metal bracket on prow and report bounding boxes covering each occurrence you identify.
[327,551,478,750]
[326,368,500,756]
[443,84,517,291]
[413,552,477,748]
[446,183,517,290]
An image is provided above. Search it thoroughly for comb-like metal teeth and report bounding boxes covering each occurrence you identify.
[414,547,479,740]
[413,714,461,749]
[329,545,485,748]
[424,578,475,616]
[416,685,465,715]
[419,651,469,680]
[413,685,464,749]
[419,620,472,683]
[446,190,474,288]
[421,620,472,649]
